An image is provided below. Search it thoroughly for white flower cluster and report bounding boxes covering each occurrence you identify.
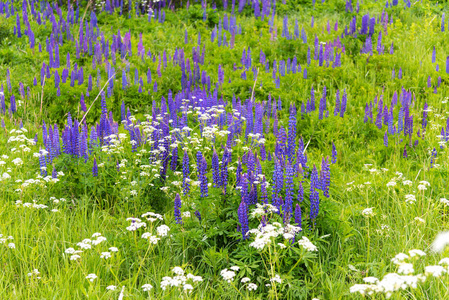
[64,233,115,261]
[405,194,416,204]
[440,198,449,206]
[160,266,203,293]
[0,234,15,249]
[125,217,147,231]
[16,197,67,212]
[350,248,449,298]
[297,236,318,252]
[27,269,41,280]
[250,203,279,218]
[361,207,375,218]
[220,266,258,290]
[247,222,302,250]
[141,211,163,222]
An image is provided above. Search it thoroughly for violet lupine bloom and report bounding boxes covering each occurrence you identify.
[212,149,220,187]
[432,46,436,63]
[319,86,327,119]
[446,56,449,74]
[236,159,243,185]
[287,105,297,160]
[240,175,249,204]
[92,158,98,177]
[197,152,208,198]
[38,149,47,177]
[10,95,16,114]
[238,200,249,240]
[272,157,284,199]
[52,167,57,179]
[442,13,446,32]
[174,193,182,225]
[295,204,302,231]
[340,89,347,117]
[334,90,340,116]
[384,131,388,147]
[220,148,230,194]
[310,165,319,191]
[422,103,428,130]
[194,210,201,222]
[331,142,337,163]
[320,158,331,198]
[309,188,319,223]
[297,181,304,202]
[403,145,408,158]
[80,94,87,112]
[283,162,294,220]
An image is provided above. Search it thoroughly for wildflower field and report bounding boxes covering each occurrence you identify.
[1,0,449,298]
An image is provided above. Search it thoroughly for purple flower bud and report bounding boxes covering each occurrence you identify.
[194,210,201,222]
[174,193,182,224]
[92,158,98,177]
[238,200,249,240]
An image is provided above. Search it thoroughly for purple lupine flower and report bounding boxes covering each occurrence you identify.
[236,158,243,185]
[194,210,201,222]
[197,152,208,198]
[446,56,449,74]
[220,148,230,194]
[309,187,319,223]
[403,145,408,158]
[320,158,331,198]
[10,95,16,114]
[319,86,327,119]
[238,200,249,240]
[422,103,428,130]
[52,167,57,179]
[340,89,347,117]
[272,157,284,198]
[38,149,47,177]
[442,13,446,32]
[295,204,302,230]
[432,46,436,63]
[334,90,340,116]
[283,162,294,221]
[92,158,98,177]
[310,165,319,190]
[384,131,388,147]
[174,193,182,224]
[331,142,337,164]
[80,94,87,112]
[212,148,220,187]
[287,105,297,160]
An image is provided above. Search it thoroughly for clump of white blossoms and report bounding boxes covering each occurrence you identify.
[431,231,449,253]
[159,266,202,293]
[63,233,114,262]
[125,217,147,231]
[349,248,449,298]
[85,273,97,282]
[0,234,15,249]
[247,222,302,250]
[27,269,41,280]
[362,207,375,217]
[220,269,236,282]
[220,266,258,290]
[298,236,318,252]
[405,194,416,204]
